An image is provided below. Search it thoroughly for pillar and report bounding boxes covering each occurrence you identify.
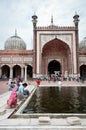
[24,66,27,82]
[10,67,13,78]
[0,68,2,78]
[21,67,24,79]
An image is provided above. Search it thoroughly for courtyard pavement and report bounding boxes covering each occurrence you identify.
[0,79,86,129]
[0,80,9,94]
[0,79,86,94]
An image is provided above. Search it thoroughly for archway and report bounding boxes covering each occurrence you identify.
[1,65,10,78]
[13,65,21,78]
[42,38,71,75]
[27,65,33,78]
[80,65,86,78]
[48,60,61,74]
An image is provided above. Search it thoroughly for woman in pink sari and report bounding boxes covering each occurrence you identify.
[7,85,18,108]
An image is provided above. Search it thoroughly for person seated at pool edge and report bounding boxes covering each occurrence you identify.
[17,82,29,100]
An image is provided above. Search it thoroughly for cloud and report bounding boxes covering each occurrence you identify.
[0,0,86,49]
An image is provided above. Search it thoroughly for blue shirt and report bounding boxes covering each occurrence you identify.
[17,84,24,94]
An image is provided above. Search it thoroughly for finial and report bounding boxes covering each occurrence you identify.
[32,12,38,19]
[34,12,36,15]
[51,15,53,25]
[15,29,17,36]
[75,11,77,15]
[73,12,79,19]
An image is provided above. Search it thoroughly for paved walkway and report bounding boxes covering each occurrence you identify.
[0,80,9,94]
[0,79,86,95]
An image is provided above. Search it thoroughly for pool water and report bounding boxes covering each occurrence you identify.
[23,87,86,114]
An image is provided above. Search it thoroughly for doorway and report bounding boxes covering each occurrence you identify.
[48,60,61,74]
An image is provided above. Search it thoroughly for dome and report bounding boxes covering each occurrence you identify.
[4,30,26,50]
[79,37,86,50]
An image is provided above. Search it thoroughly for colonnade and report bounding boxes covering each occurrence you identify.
[0,65,28,81]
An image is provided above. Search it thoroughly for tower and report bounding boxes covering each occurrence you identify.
[73,12,80,74]
[32,13,38,77]
[32,13,38,29]
[73,12,79,28]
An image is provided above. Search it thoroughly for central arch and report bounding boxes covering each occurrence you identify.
[42,38,71,75]
[48,60,61,74]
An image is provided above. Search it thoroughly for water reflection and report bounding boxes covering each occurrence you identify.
[23,87,86,114]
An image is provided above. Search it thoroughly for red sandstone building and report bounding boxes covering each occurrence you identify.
[0,13,86,79]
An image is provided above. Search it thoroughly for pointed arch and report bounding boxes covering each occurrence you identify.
[48,60,61,74]
[42,38,70,56]
[13,65,21,78]
[27,65,33,78]
[80,64,86,78]
[41,38,71,75]
[1,65,10,78]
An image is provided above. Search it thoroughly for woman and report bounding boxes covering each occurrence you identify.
[7,84,18,108]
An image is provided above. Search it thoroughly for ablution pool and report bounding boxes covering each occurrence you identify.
[12,86,86,118]
[23,86,86,113]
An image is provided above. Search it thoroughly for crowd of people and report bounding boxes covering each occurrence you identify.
[37,73,85,83]
[7,73,85,108]
[7,77,29,108]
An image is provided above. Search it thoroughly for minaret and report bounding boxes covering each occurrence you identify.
[15,29,17,36]
[32,13,38,29]
[73,12,80,74]
[73,12,79,28]
[32,13,38,77]
[51,15,53,26]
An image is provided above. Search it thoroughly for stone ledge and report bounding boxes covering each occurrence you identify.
[66,116,81,125]
[38,116,51,124]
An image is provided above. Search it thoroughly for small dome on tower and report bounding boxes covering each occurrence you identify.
[79,37,86,50]
[4,30,26,50]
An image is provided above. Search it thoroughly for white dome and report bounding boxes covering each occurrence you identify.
[4,32,26,50]
[79,37,86,50]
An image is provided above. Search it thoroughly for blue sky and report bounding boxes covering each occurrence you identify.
[0,0,86,49]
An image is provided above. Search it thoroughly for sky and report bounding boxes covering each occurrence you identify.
[0,0,86,50]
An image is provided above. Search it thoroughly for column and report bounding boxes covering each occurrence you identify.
[0,68,2,78]
[24,66,27,82]
[21,67,24,79]
[10,67,13,78]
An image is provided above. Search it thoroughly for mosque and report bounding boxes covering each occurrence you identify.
[0,13,86,80]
